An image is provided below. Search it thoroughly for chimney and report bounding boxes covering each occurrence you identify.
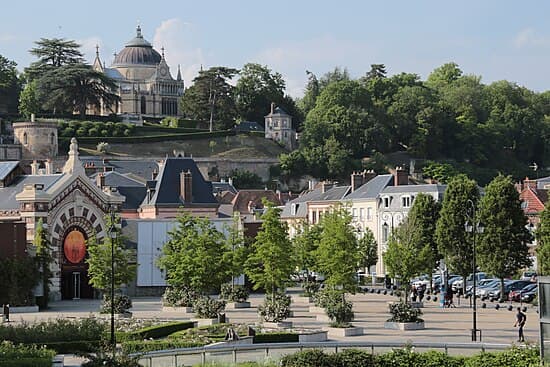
[321,181,333,193]
[45,159,52,175]
[351,172,363,192]
[363,169,377,183]
[152,170,158,180]
[30,160,39,175]
[524,177,537,190]
[270,102,275,115]
[394,166,408,186]
[180,170,193,203]
[96,173,105,188]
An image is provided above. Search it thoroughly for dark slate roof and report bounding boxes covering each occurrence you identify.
[0,174,63,209]
[118,186,147,210]
[314,186,351,201]
[81,158,159,182]
[280,188,324,218]
[104,68,124,80]
[232,121,264,133]
[381,183,447,195]
[0,161,19,181]
[90,171,144,188]
[212,181,238,195]
[147,157,217,205]
[537,176,550,190]
[345,174,394,200]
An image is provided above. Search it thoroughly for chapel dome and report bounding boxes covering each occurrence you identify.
[112,26,161,66]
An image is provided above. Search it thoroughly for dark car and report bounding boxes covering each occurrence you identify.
[508,283,537,302]
[488,280,533,300]
[521,286,538,303]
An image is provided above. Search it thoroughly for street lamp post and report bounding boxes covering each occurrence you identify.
[465,199,484,342]
[108,208,117,358]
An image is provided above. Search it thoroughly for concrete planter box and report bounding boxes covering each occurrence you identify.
[226,301,251,309]
[9,305,39,314]
[162,306,193,313]
[293,296,313,304]
[309,306,325,314]
[213,336,254,345]
[298,331,328,342]
[195,318,219,327]
[263,321,293,328]
[410,302,424,308]
[384,321,425,330]
[324,326,363,337]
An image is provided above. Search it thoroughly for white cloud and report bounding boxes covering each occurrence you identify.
[153,18,204,86]
[78,36,107,64]
[253,36,377,97]
[514,28,550,48]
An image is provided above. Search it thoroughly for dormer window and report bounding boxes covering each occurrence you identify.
[23,132,28,145]
[402,195,411,208]
[383,196,390,208]
[291,203,298,216]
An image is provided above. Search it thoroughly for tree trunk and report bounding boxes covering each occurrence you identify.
[499,277,505,302]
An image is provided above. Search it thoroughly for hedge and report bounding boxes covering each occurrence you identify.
[253,332,299,344]
[128,321,195,340]
[0,358,53,367]
[121,340,207,354]
[59,130,236,145]
[30,340,101,354]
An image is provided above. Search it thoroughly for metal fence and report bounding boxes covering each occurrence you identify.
[133,341,515,367]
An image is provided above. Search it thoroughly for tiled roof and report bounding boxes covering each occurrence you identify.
[381,184,446,195]
[232,190,282,214]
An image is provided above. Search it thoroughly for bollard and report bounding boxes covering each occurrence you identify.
[522,306,527,313]
[495,304,500,310]
[2,304,9,322]
[481,303,486,309]
[507,305,513,311]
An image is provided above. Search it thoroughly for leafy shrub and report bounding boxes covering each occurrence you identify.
[0,341,55,361]
[258,292,291,322]
[302,281,320,297]
[162,286,198,307]
[387,301,423,323]
[280,349,332,367]
[193,296,226,319]
[220,284,250,303]
[61,127,75,137]
[323,293,354,327]
[101,294,132,314]
[313,288,341,308]
[96,141,110,153]
[330,349,374,367]
[253,332,298,343]
[121,340,207,354]
[123,129,131,136]
[464,346,539,367]
[81,347,141,367]
[0,318,104,344]
[32,340,100,353]
[128,321,195,340]
[88,127,99,136]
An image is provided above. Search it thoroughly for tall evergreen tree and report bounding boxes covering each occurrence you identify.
[435,174,479,292]
[478,175,532,299]
[26,38,84,81]
[537,205,550,276]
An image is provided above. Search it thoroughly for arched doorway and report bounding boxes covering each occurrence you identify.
[60,226,94,299]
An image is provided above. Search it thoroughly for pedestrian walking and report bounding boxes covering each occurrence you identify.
[514,307,526,342]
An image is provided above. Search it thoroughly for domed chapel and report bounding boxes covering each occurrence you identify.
[92,25,184,117]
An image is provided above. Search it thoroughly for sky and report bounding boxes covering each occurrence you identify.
[1,0,550,97]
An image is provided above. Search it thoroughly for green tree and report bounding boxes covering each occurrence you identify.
[224,214,249,290]
[18,80,40,118]
[25,38,84,81]
[292,221,323,294]
[315,207,360,292]
[357,228,377,272]
[229,169,263,189]
[179,66,238,131]
[37,63,120,116]
[245,200,294,296]
[34,219,53,308]
[478,175,532,299]
[0,54,20,113]
[537,205,550,275]
[421,161,459,184]
[86,214,136,292]
[157,212,231,294]
[384,218,429,301]
[298,70,320,117]
[235,63,286,124]
[435,174,479,292]
[407,193,441,279]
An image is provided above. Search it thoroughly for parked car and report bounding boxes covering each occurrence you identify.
[521,286,538,303]
[509,283,537,302]
[452,272,489,293]
[520,271,537,281]
[432,275,461,293]
[488,280,533,300]
[476,279,507,298]
[466,278,496,296]
[411,275,430,289]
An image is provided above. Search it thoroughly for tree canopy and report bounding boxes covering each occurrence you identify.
[537,205,550,276]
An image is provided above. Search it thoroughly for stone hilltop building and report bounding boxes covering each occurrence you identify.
[92,25,184,118]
